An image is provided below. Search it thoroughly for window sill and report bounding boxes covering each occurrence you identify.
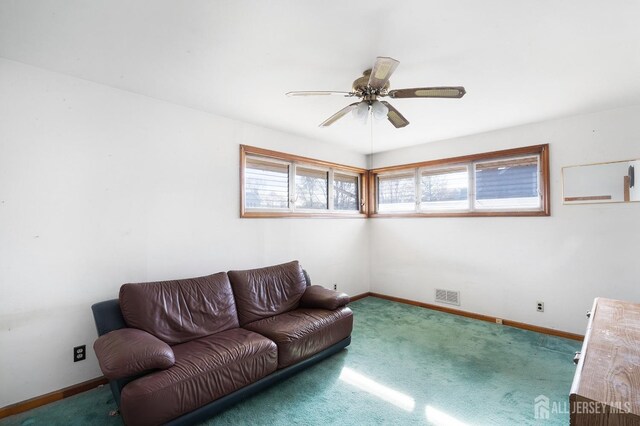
[370,210,549,218]
[241,211,368,219]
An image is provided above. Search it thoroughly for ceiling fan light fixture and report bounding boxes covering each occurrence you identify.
[371,100,389,120]
[353,101,370,125]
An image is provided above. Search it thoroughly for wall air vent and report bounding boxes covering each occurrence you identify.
[435,289,460,306]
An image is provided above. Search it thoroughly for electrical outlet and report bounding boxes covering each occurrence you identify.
[74,345,86,362]
[537,301,545,312]
[333,283,337,291]
[495,318,503,325]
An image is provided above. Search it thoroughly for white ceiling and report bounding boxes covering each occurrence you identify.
[1,0,640,153]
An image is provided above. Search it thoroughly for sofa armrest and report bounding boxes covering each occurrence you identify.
[299,285,350,310]
[93,328,175,380]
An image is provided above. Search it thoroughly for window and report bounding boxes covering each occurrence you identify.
[240,145,367,218]
[241,144,549,218]
[295,167,328,209]
[245,158,289,209]
[377,172,416,212]
[371,144,549,217]
[474,156,540,210]
[334,173,359,211]
[420,166,469,211]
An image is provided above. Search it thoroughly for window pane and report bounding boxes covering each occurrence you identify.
[474,156,540,209]
[245,157,289,209]
[296,167,328,209]
[378,172,416,212]
[334,173,359,211]
[420,166,468,211]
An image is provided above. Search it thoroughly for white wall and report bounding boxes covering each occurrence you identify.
[0,59,369,406]
[370,105,640,335]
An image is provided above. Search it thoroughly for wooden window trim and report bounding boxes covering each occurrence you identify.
[369,144,550,218]
[240,144,549,218]
[240,145,369,218]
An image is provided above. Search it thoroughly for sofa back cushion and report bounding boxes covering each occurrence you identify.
[119,272,239,345]
[228,261,307,326]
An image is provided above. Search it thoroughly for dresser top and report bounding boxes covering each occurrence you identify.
[571,297,640,417]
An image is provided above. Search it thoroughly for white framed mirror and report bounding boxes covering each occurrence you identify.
[562,159,638,204]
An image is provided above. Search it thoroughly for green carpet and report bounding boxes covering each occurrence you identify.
[1,297,581,425]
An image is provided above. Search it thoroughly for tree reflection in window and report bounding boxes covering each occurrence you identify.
[295,167,328,209]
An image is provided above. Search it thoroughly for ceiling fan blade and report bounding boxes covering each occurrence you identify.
[381,101,409,128]
[319,102,361,127]
[387,87,466,99]
[286,91,353,97]
[368,57,400,90]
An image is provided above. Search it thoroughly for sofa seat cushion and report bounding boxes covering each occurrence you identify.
[244,307,353,369]
[119,328,277,426]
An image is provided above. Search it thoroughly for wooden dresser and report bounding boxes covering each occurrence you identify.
[570,297,640,425]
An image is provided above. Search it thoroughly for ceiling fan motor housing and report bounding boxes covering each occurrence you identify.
[352,69,390,98]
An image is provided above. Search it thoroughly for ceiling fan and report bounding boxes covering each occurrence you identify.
[286,57,466,128]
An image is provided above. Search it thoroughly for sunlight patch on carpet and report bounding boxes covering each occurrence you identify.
[426,405,469,426]
[339,367,415,412]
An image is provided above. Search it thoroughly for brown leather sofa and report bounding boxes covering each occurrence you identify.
[91,261,353,426]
